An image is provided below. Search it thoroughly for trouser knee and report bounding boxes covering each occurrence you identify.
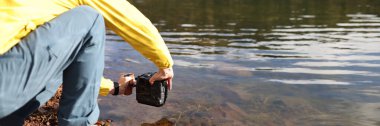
[74,5,106,54]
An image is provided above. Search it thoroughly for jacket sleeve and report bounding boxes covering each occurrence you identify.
[79,0,173,69]
[99,77,114,96]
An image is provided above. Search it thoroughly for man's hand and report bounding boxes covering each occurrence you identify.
[110,73,136,95]
[119,73,136,95]
[149,68,174,90]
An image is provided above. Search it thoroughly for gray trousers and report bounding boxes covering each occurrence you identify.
[0,6,105,125]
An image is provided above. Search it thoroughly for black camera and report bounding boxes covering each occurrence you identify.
[134,72,168,107]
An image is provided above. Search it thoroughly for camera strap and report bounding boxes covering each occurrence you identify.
[162,83,168,105]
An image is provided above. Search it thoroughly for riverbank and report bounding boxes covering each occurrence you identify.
[23,87,175,126]
[23,87,113,126]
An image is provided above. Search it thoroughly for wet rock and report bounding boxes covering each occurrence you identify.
[141,118,174,126]
[24,86,112,126]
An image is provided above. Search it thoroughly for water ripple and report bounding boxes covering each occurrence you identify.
[269,79,350,85]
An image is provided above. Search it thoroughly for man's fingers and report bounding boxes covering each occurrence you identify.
[149,72,170,84]
[167,78,172,90]
[149,68,174,90]
[149,74,157,84]
[124,81,133,95]
[118,73,135,95]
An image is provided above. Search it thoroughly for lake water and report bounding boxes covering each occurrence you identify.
[98,0,380,125]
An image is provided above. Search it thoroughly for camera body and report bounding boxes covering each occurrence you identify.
[135,72,168,107]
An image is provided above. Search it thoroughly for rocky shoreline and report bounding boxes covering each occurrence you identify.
[23,87,112,126]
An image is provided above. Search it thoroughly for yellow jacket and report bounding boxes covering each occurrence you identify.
[0,0,173,96]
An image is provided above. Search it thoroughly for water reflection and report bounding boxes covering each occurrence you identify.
[294,62,380,67]
[100,0,380,125]
[269,79,350,85]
